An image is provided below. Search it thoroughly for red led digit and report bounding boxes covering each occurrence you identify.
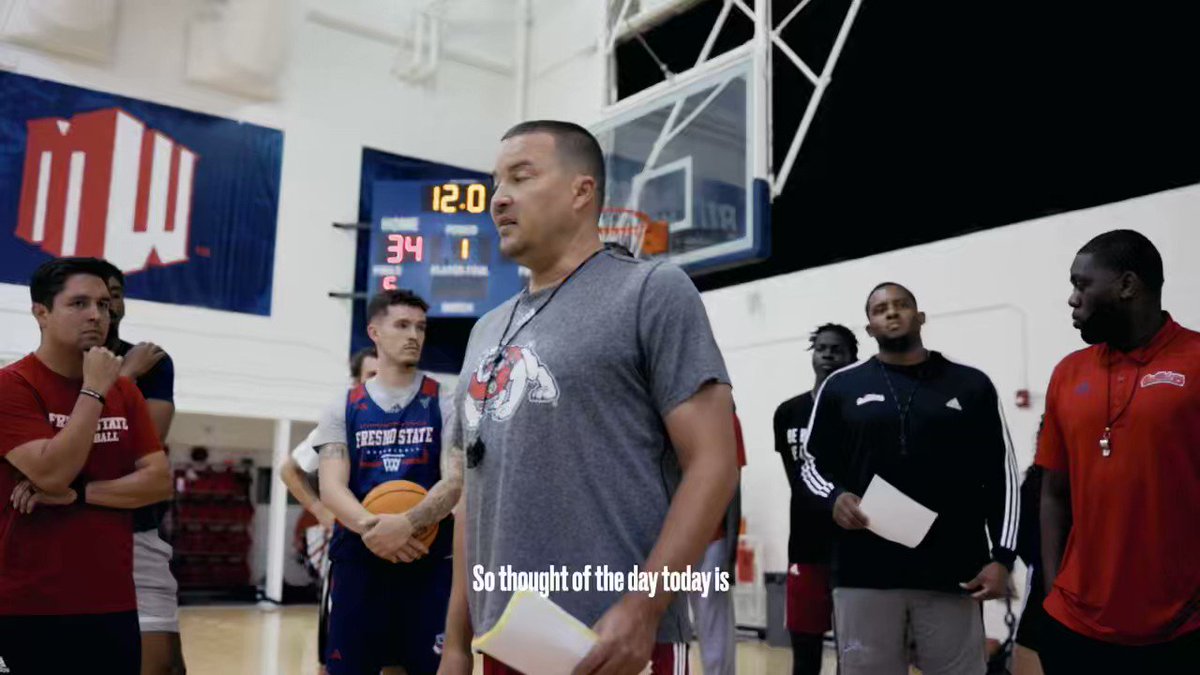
[405,235,424,263]
[386,234,405,263]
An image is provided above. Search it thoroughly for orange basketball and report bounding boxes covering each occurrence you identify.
[362,480,438,548]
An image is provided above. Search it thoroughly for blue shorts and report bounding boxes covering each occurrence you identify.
[325,528,452,675]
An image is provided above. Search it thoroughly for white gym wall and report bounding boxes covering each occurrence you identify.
[525,0,605,122]
[0,0,517,602]
[0,0,514,420]
[699,186,1200,573]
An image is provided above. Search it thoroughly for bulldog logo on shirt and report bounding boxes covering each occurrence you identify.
[464,344,559,428]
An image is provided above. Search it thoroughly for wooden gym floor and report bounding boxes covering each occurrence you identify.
[178,604,833,674]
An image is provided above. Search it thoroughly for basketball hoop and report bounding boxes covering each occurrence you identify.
[599,207,669,258]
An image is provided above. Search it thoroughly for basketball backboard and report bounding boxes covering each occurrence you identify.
[593,54,770,273]
[599,0,866,274]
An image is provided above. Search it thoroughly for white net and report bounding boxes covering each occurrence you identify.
[598,208,649,258]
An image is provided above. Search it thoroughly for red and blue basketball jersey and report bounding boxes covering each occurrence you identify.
[330,376,444,562]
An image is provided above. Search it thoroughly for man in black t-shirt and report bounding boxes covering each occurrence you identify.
[100,261,184,675]
[773,323,858,675]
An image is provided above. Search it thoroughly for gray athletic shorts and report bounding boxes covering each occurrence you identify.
[133,530,180,633]
[833,587,986,675]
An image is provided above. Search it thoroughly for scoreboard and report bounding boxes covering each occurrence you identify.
[368,179,524,318]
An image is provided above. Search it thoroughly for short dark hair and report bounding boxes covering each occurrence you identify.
[502,120,606,209]
[96,259,124,288]
[865,282,918,315]
[809,323,859,359]
[1078,229,1164,294]
[29,257,112,308]
[366,289,429,322]
[350,346,378,380]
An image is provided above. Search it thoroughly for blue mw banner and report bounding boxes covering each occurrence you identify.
[0,72,283,315]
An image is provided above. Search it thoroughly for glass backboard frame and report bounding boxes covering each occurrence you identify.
[592,53,770,273]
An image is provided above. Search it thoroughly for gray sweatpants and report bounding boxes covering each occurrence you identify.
[687,538,736,675]
[833,587,985,675]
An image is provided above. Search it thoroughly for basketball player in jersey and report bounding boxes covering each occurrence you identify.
[773,323,858,675]
[315,290,460,675]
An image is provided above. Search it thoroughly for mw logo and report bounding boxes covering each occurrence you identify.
[15,108,198,273]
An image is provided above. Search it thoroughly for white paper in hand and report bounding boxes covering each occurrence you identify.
[471,591,597,674]
[858,475,937,548]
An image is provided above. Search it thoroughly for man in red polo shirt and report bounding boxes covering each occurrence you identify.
[0,257,173,673]
[1037,229,1200,672]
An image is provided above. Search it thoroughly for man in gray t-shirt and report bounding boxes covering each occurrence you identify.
[440,121,739,675]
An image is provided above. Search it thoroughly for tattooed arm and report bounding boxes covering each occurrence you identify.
[317,442,377,535]
[409,392,464,529]
[405,444,465,532]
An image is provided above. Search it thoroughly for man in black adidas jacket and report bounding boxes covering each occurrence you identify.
[799,282,1019,675]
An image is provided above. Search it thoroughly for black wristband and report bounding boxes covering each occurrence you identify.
[70,477,88,505]
[79,388,106,406]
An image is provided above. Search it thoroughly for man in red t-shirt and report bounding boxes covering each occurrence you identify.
[0,257,173,673]
[1037,230,1200,672]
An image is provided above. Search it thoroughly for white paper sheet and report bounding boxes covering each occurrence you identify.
[471,591,598,674]
[858,475,938,548]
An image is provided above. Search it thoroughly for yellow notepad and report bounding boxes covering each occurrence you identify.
[472,591,598,674]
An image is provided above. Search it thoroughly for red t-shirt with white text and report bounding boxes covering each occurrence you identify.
[0,353,160,615]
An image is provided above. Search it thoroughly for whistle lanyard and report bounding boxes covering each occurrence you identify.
[877,359,923,457]
[466,248,603,468]
[1101,356,1139,458]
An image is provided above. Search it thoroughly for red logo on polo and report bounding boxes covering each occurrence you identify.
[1140,371,1185,388]
[14,107,199,273]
